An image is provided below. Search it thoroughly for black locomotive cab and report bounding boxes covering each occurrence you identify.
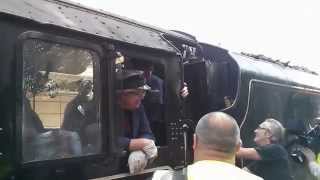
[0,0,187,179]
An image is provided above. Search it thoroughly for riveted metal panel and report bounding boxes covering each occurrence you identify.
[230,52,320,90]
[0,0,177,52]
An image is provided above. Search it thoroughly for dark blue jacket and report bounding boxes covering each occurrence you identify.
[147,75,164,104]
[143,75,164,123]
[118,105,154,150]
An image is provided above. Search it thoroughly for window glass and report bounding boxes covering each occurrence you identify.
[22,39,101,162]
[206,60,239,111]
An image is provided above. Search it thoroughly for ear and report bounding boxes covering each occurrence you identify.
[192,134,197,150]
[265,130,272,138]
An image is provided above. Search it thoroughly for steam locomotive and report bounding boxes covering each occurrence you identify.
[1,0,320,179]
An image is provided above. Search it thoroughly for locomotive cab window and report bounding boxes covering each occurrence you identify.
[129,59,167,146]
[21,39,102,162]
[114,56,167,151]
[200,44,240,111]
[206,58,239,111]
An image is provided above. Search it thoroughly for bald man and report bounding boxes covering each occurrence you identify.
[152,112,262,180]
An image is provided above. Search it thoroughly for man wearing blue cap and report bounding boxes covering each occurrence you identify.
[131,59,188,145]
[116,70,157,174]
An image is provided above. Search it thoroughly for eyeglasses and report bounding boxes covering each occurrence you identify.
[257,126,272,133]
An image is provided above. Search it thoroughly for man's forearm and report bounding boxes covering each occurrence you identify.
[237,147,261,160]
[128,138,153,151]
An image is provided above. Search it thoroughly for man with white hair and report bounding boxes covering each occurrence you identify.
[237,118,292,180]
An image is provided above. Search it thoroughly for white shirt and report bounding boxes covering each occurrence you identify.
[152,160,263,180]
[187,160,263,180]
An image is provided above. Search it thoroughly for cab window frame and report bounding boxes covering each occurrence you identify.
[16,31,106,166]
[116,45,183,147]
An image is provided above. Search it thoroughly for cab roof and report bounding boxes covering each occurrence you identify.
[0,0,195,53]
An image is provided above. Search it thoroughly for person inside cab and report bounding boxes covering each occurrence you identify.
[131,59,188,145]
[23,70,82,161]
[62,79,97,151]
[116,69,158,173]
[22,71,49,161]
[237,118,292,180]
[131,59,188,99]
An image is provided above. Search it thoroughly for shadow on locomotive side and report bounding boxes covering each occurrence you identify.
[0,0,320,179]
